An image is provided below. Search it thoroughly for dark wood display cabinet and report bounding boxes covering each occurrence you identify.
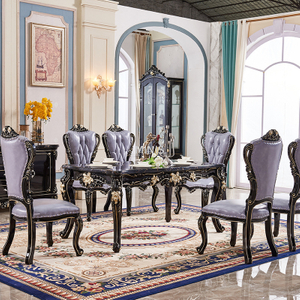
[140,65,184,158]
[0,144,59,208]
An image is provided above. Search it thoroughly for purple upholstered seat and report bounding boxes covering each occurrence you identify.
[63,124,110,221]
[174,126,235,214]
[1,126,83,264]
[197,129,282,264]
[271,138,300,252]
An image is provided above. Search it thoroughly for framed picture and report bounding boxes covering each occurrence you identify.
[31,23,65,87]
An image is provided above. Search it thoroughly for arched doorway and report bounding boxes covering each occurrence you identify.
[114,18,209,161]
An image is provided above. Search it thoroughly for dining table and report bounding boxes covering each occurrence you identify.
[60,160,226,253]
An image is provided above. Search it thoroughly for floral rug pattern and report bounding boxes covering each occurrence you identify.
[0,203,298,300]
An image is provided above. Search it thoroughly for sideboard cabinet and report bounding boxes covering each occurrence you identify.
[0,144,59,208]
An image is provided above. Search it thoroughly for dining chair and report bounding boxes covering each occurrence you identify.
[102,124,159,215]
[197,129,282,264]
[272,138,300,252]
[174,126,235,214]
[0,126,83,264]
[63,124,111,221]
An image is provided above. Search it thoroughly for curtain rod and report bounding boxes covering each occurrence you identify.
[132,31,151,36]
[246,11,300,23]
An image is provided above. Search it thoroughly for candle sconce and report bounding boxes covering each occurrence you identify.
[92,75,115,99]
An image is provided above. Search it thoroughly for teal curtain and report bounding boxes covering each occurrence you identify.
[145,35,151,71]
[222,20,238,132]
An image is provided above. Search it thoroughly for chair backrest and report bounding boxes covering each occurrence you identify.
[201,126,235,166]
[63,124,100,165]
[102,124,135,164]
[0,126,34,200]
[287,138,300,196]
[244,129,282,202]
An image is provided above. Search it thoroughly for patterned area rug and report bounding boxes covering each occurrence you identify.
[0,203,299,300]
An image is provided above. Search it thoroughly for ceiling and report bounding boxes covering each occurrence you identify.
[116,0,300,22]
[184,0,300,21]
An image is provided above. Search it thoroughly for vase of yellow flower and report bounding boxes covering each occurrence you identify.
[24,98,52,144]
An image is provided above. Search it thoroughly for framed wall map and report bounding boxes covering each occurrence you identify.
[31,23,65,87]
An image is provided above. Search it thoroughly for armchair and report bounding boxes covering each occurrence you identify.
[1,126,83,264]
[174,126,235,214]
[63,124,110,221]
[102,124,159,215]
[272,138,300,252]
[197,129,282,264]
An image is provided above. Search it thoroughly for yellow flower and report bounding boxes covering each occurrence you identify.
[24,98,53,122]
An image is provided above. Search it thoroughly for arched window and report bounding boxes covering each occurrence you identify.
[118,52,131,130]
[237,23,300,191]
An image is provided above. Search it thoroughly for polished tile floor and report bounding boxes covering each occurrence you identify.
[0,186,300,299]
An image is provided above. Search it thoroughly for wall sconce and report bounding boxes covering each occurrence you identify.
[92,75,115,98]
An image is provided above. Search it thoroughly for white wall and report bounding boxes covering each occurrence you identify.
[2,0,117,170]
[115,5,210,162]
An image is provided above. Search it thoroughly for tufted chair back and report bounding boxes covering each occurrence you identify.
[201,127,235,166]
[0,132,34,199]
[294,139,300,176]
[102,124,135,164]
[63,124,100,165]
[246,130,282,202]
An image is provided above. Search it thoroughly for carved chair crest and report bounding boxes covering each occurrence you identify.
[262,129,280,141]
[1,126,19,138]
[69,124,89,132]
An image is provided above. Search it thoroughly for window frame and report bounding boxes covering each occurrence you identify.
[236,22,300,192]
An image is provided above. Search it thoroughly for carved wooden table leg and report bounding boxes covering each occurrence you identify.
[85,190,92,222]
[111,174,123,253]
[165,185,173,222]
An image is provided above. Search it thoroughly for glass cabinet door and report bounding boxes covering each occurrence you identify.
[156,82,166,136]
[143,82,153,142]
[171,84,181,149]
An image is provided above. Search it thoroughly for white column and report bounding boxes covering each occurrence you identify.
[81,0,118,161]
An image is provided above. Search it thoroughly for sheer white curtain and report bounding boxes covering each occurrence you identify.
[228,20,249,187]
[135,34,148,147]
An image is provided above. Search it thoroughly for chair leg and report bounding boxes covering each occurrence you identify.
[230,222,237,247]
[3,214,16,255]
[125,186,132,216]
[152,185,159,212]
[104,190,112,211]
[60,218,75,239]
[174,186,182,214]
[273,213,280,237]
[250,223,254,239]
[201,189,210,207]
[196,214,208,254]
[287,208,296,252]
[92,191,97,213]
[242,221,252,264]
[25,221,36,265]
[73,215,84,256]
[46,222,53,247]
[85,190,92,222]
[265,215,278,258]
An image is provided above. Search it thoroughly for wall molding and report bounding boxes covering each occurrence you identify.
[82,21,116,30]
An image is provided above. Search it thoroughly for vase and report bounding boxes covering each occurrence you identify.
[19,124,30,139]
[31,120,44,144]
